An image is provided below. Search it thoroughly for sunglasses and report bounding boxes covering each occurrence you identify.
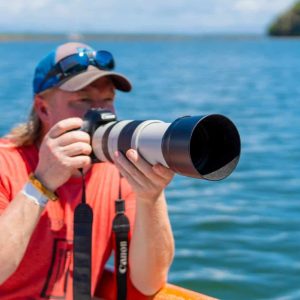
[37,50,115,93]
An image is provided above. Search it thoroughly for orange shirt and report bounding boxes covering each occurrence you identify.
[0,139,136,299]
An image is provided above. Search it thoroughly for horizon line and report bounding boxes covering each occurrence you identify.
[0,32,272,42]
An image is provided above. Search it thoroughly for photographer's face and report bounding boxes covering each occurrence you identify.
[39,77,116,130]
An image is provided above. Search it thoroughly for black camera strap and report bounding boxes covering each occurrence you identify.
[73,169,130,300]
[113,181,130,300]
[73,170,93,300]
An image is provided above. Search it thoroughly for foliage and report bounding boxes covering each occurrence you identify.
[268,1,300,36]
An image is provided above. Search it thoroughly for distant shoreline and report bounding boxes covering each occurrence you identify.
[0,32,271,42]
[2,33,300,42]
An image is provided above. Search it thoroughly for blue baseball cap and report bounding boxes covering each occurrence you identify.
[33,42,132,94]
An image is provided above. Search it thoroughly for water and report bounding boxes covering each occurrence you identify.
[0,36,300,300]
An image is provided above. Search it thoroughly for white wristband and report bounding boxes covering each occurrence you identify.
[21,182,49,207]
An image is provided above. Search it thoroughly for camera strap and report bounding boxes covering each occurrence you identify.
[113,180,130,300]
[72,169,130,300]
[73,169,93,300]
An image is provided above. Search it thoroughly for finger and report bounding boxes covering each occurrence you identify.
[126,149,166,183]
[152,164,175,181]
[60,142,92,157]
[64,155,91,169]
[114,151,147,186]
[115,150,170,192]
[48,118,83,138]
[114,157,144,190]
[56,130,90,147]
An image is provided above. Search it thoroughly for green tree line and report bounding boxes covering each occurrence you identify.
[269,1,300,36]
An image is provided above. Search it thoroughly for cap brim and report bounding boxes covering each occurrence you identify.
[59,66,132,92]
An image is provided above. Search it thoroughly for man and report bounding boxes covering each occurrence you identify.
[0,42,175,299]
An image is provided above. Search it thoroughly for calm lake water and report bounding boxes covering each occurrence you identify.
[0,37,299,300]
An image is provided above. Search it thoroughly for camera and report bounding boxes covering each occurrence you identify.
[81,108,241,181]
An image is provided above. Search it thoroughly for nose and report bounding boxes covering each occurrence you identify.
[105,104,115,114]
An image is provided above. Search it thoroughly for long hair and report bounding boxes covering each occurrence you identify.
[5,106,42,147]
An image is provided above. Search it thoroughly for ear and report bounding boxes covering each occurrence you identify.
[34,94,50,124]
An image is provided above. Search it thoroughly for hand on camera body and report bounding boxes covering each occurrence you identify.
[34,118,92,192]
